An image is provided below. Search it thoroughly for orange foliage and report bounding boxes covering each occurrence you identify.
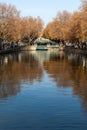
[0,3,43,43]
[43,1,87,42]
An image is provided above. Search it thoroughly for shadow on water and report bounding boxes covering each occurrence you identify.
[0,50,87,111]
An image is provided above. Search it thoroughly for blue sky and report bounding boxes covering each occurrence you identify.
[0,0,81,24]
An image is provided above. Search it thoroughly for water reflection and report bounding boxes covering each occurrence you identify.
[0,50,87,110]
[31,50,87,110]
[0,52,43,98]
[43,51,87,110]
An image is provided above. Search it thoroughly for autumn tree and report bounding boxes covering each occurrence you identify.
[0,3,20,42]
[67,12,82,42]
[80,0,87,41]
[43,11,71,41]
[20,16,43,43]
[0,3,43,44]
[54,11,72,41]
[43,1,87,42]
[43,20,64,41]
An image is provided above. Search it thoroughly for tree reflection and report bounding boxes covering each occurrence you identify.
[42,51,87,110]
[0,50,87,111]
[0,52,43,98]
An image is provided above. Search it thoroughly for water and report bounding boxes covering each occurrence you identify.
[0,50,87,130]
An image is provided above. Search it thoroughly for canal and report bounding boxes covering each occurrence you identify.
[0,50,87,130]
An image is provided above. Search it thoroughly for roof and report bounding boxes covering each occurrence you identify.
[34,37,58,45]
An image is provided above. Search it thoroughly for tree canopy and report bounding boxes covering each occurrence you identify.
[0,3,43,43]
[43,0,87,42]
[0,1,87,43]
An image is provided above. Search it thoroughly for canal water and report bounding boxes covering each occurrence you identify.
[0,50,87,130]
